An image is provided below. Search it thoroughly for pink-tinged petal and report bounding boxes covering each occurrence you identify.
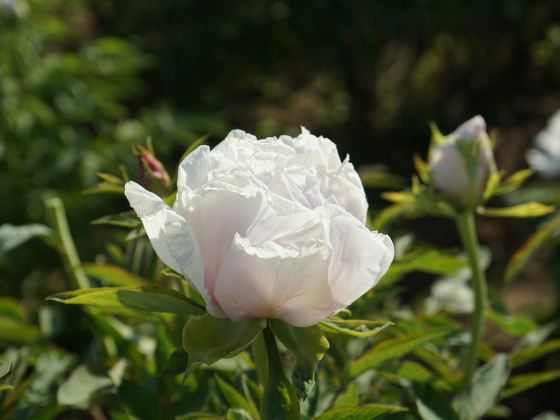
[123,182,220,314]
[182,184,274,315]
[214,233,336,327]
[326,206,394,308]
[177,145,214,192]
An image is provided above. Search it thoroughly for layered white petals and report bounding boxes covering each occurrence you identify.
[125,128,394,326]
[215,233,335,327]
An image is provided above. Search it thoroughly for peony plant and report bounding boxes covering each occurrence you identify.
[50,128,395,418]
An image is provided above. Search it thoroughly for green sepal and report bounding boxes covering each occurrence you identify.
[269,319,329,401]
[182,315,265,375]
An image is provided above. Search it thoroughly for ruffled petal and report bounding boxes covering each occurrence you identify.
[326,206,394,308]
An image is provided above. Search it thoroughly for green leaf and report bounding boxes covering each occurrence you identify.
[269,320,329,401]
[456,354,509,420]
[226,408,254,420]
[215,375,260,419]
[415,385,458,420]
[57,365,113,406]
[47,286,205,316]
[349,329,450,377]
[0,316,41,344]
[358,167,406,189]
[182,315,265,374]
[486,309,538,336]
[0,223,51,254]
[501,370,560,399]
[505,212,560,284]
[318,318,392,338]
[381,250,466,287]
[159,348,189,377]
[0,384,14,392]
[83,181,124,195]
[82,263,146,286]
[91,212,141,229]
[316,404,408,419]
[370,203,412,231]
[334,383,359,408]
[178,134,210,164]
[478,202,555,218]
[382,191,416,204]
[510,339,560,368]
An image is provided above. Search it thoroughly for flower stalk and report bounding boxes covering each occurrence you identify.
[455,211,488,388]
[45,196,91,289]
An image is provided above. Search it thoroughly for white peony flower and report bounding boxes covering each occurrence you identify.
[125,128,394,327]
[527,110,560,178]
[429,116,494,209]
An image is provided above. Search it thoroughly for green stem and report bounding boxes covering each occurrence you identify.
[45,197,91,289]
[261,325,300,419]
[455,211,487,388]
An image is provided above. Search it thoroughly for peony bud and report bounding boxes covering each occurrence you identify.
[133,144,171,189]
[125,128,394,327]
[428,116,494,210]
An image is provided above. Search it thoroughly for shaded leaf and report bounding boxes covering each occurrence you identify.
[182,315,264,374]
[47,286,204,316]
[502,370,560,399]
[316,404,408,419]
[0,316,41,344]
[215,375,259,419]
[159,348,189,377]
[0,224,51,254]
[510,339,560,368]
[91,213,141,229]
[269,320,329,401]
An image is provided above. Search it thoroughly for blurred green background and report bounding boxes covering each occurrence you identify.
[2,0,560,418]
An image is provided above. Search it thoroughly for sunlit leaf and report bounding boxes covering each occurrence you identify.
[492,169,533,196]
[349,329,450,376]
[57,365,113,406]
[455,354,509,420]
[478,203,555,218]
[318,318,392,338]
[505,212,560,284]
[47,286,204,316]
[82,263,146,286]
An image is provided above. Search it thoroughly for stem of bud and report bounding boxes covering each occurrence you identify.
[455,211,488,389]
